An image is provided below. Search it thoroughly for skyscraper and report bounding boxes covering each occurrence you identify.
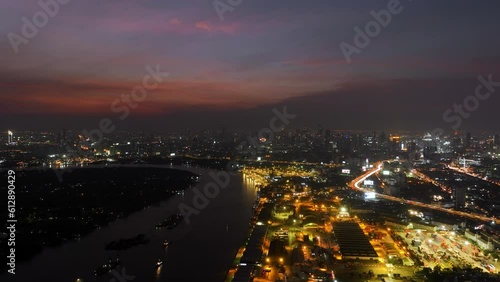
[454,187,466,209]
[495,134,500,146]
[7,130,13,145]
[465,132,471,148]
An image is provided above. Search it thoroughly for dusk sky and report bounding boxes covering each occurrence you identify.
[1,0,500,132]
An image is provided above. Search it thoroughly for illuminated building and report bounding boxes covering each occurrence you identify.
[7,130,13,145]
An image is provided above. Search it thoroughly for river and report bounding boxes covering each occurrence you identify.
[2,165,257,282]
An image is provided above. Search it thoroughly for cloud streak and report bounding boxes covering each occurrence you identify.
[2,0,500,131]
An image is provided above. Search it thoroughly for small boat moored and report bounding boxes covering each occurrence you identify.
[93,257,120,276]
[156,259,163,268]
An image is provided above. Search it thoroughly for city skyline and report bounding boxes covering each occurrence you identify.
[2,127,500,281]
[3,1,500,281]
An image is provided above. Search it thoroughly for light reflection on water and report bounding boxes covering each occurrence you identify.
[2,165,256,282]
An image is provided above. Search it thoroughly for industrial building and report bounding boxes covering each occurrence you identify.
[333,222,378,260]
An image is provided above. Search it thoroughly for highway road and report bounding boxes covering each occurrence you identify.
[349,162,500,225]
[447,165,500,187]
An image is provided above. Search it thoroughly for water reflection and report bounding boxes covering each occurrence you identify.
[2,166,256,282]
[155,264,163,279]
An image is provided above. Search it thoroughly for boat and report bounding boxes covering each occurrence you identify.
[93,257,120,276]
[156,259,163,268]
[191,175,200,183]
[105,234,149,250]
[163,240,170,247]
[155,213,184,229]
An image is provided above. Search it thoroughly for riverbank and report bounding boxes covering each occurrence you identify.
[0,166,196,268]
[1,165,256,282]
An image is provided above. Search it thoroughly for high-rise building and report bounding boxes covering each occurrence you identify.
[379,132,387,146]
[452,136,462,150]
[454,187,466,208]
[62,128,67,145]
[389,135,401,151]
[7,130,13,145]
[495,134,500,146]
[465,132,471,148]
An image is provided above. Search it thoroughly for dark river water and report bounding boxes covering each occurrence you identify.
[2,165,257,282]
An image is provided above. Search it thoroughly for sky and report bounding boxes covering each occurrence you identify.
[1,0,500,132]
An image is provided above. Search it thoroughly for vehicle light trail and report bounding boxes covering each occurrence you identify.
[349,162,500,225]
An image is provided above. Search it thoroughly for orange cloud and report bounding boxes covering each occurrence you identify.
[195,21,211,31]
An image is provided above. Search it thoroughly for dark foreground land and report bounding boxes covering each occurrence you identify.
[0,166,196,268]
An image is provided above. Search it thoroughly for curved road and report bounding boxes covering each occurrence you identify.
[349,162,500,225]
